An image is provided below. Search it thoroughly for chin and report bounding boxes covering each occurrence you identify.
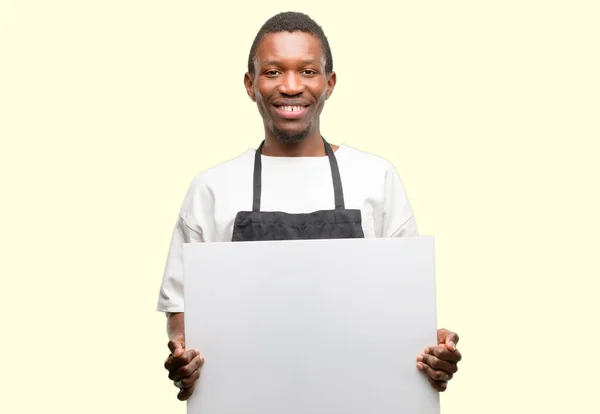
[273,124,311,143]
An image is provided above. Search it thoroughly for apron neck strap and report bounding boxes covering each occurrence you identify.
[252,136,345,212]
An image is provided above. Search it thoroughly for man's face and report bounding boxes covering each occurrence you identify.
[244,31,336,142]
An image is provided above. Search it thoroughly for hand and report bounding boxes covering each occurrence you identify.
[164,333,205,401]
[416,328,461,392]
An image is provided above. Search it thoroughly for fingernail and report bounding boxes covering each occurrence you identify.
[417,354,423,362]
[449,341,456,350]
[417,363,423,370]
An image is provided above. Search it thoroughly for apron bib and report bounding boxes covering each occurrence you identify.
[231,137,365,242]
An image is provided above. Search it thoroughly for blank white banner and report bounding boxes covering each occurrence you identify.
[183,236,440,414]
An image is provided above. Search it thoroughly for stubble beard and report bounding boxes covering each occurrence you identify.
[272,124,311,143]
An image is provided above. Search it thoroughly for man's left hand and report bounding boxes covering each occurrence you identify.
[416,328,462,392]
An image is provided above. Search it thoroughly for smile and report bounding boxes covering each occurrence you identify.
[279,105,304,112]
[273,105,309,119]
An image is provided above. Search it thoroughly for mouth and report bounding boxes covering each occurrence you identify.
[272,104,310,120]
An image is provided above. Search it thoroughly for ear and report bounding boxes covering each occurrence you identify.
[325,71,337,100]
[244,72,256,102]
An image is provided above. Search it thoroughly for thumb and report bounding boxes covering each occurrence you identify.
[168,334,185,358]
[437,328,459,351]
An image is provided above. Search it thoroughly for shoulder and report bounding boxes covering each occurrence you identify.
[336,145,410,200]
[187,148,255,190]
[336,144,399,176]
[178,148,254,214]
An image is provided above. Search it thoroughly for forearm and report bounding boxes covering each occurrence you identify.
[167,312,185,341]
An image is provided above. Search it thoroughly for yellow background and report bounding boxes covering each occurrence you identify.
[1,1,598,413]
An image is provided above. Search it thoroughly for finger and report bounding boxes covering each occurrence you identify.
[166,349,200,372]
[418,364,448,392]
[416,361,453,382]
[169,352,205,382]
[445,332,459,351]
[174,369,201,389]
[419,353,458,375]
[437,329,459,351]
[168,336,185,358]
[177,384,195,401]
[425,345,462,363]
[427,376,448,392]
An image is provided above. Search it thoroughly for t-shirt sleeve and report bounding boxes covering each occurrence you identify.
[156,215,204,313]
[156,179,206,314]
[381,163,420,237]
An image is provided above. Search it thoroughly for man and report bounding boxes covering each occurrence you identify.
[158,11,462,402]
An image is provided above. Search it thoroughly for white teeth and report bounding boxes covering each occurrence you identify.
[281,105,303,112]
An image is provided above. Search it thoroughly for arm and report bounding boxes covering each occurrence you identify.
[164,312,205,401]
[167,312,185,342]
[381,164,462,390]
[159,178,208,400]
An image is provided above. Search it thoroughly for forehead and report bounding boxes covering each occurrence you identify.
[255,31,325,67]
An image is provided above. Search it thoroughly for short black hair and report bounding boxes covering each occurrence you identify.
[247,11,333,76]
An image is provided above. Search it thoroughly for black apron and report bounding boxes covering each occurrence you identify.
[231,137,365,242]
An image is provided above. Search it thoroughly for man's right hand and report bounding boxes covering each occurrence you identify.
[164,333,205,401]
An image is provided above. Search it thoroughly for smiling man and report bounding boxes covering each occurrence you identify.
[245,21,334,150]
[158,11,462,401]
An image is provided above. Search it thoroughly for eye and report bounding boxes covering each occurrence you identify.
[264,70,280,76]
[302,69,318,75]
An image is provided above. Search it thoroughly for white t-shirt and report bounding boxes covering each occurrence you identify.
[156,144,419,313]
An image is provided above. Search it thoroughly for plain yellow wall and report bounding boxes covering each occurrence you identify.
[1,1,599,413]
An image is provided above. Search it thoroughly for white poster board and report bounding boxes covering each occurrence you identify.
[183,236,440,414]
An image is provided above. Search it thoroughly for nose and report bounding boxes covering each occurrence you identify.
[278,72,305,95]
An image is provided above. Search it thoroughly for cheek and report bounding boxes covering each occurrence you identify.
[253,89,271,117]
[310,80,329,100]
[255,85,270,105]
[313,89,329,106]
